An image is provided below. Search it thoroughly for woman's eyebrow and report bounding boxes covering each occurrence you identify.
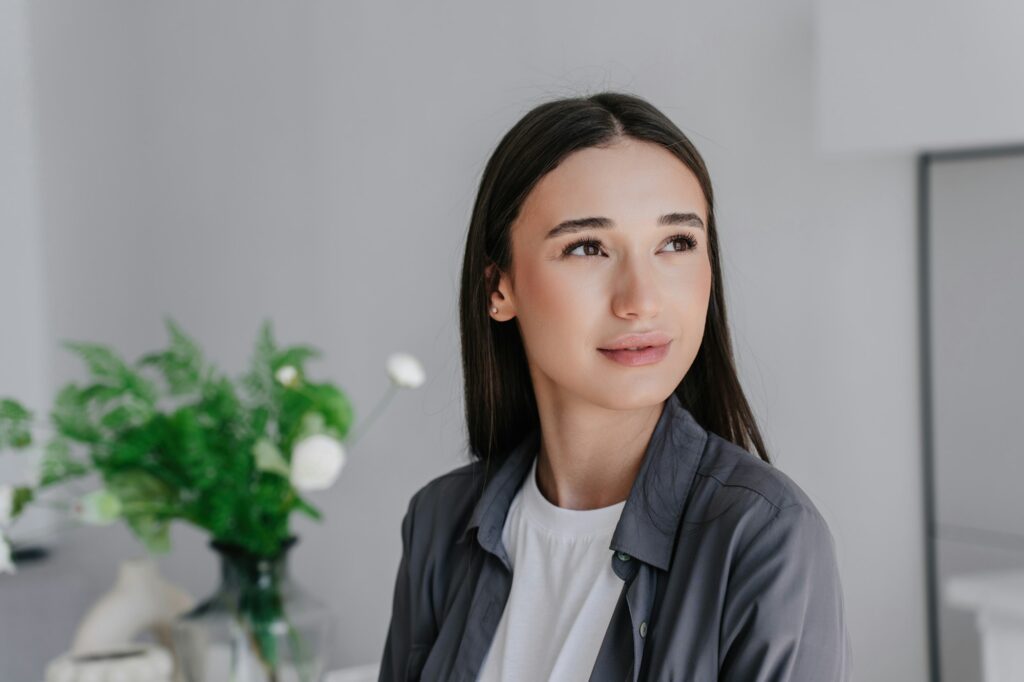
[544,212,705,239]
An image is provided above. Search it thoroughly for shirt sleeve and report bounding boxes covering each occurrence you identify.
[378,493,417,681]
[718,502,853,682]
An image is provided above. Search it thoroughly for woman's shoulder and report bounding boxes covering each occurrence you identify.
[688,436,852,680]
[402,459,484,546]
[409,459,482,506]
[691,430,834,536]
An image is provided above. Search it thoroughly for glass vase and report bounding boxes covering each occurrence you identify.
[169,536,334,682]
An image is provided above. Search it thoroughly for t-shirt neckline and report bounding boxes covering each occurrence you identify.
[520,454,627,538]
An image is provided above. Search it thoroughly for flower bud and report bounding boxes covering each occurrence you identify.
[72,489,122,525]
[290,434,346,491]
[275,365,300,387]
[387,353,425,389]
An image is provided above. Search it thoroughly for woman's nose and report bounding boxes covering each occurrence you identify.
[609,261,661,319]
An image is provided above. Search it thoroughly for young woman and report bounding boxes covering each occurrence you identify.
[379,92,852,681]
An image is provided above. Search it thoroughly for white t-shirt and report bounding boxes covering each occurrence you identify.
[477,455,628,681]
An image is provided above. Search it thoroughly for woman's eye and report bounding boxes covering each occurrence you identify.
[563,239,604,257]
[664,233,699,252]
[561,233,698,258]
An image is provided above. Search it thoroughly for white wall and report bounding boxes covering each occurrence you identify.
[0,0,50,516]
[816,0,1024,155]
[1,1,942,680]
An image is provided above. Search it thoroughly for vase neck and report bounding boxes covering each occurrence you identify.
[211,539,296,589]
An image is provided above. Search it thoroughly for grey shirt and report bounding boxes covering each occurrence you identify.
[379,394,853,681]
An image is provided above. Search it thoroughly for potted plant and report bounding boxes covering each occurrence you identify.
[0,317,425,681]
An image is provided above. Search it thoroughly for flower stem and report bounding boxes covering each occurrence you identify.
[237,612,279,681]
[286,618,313,682]
[345,383,397,449]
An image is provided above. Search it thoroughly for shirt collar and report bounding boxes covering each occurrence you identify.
[456,392,708,571]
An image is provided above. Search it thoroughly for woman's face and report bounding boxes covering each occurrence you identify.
[488,137,713,411]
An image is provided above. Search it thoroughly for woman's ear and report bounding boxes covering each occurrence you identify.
[484,261,513,320]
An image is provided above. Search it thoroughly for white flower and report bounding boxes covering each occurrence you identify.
[0,533,15,575]
[275,365,300,387]
[0,485,12,528]
[71,489,122,525]
[290,434,346,491]
[387,353,425,389]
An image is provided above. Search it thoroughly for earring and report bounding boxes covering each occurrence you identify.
[490,306,498,314]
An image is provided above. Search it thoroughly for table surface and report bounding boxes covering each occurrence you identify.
[36,663,382,682]
[326,662,381,681]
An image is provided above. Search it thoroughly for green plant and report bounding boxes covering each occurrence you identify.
[0,317,425,565]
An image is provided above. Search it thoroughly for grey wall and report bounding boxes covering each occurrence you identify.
[0,0,53,542]
[816,0,1024,154]
[0,0,973,680]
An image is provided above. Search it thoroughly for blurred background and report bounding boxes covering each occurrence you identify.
[1,1,1022,681]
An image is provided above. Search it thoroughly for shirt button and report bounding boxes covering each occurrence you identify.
[639,621,648,638]
[616,551,631,562]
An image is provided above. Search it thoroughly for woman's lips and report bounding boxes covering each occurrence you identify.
[597,340,671,366]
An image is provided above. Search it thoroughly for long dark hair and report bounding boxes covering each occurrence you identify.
[458,91,770,484]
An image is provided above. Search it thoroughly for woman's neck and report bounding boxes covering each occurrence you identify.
[532,400,663,510]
